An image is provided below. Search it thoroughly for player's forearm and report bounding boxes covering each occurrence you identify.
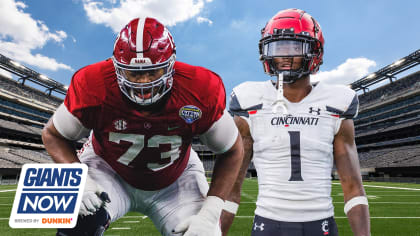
[42,119,80,163]
[207,134,244,200]
[225,134,254,203]
[340,175,370,236]
[220,137,252,236]
[347,205,370,236]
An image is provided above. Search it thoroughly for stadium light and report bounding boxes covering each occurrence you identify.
[391,59,405,67]
[39,74,49,81]
[366,73,376,79]
[10,60,25,69]
[64,85,69,90]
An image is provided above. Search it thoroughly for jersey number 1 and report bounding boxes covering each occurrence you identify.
[288,131,303,181]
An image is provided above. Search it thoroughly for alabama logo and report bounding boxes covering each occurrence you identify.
[9,163,88,228]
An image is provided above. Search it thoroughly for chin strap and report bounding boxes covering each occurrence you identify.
[272,72,288,114]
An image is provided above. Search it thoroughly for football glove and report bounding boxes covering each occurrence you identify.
[173,196,224,236]
[79,174,110,216]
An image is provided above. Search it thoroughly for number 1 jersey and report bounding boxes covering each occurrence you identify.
[229,80,358,222]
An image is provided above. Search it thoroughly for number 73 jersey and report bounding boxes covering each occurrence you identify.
[63,60,226,191]
[229,80,358,222]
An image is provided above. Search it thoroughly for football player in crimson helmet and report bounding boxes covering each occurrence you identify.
[112,17,176,107]
[221,9,370,236]
[42,17,243,236]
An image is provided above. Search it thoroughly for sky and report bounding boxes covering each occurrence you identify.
[1,0,419,99]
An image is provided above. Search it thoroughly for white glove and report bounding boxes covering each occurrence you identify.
[79,174,110,216]
[173,196,224,236]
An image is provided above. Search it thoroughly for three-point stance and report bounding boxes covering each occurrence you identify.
[42,17,243,236]
[221,9,370,236]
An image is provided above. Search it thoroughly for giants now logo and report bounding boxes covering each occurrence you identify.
[9,164,87,228]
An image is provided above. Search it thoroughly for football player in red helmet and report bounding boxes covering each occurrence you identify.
[222,9,370,236]
[43,17,243,236]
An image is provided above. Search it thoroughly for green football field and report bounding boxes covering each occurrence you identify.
[1,180,420,235]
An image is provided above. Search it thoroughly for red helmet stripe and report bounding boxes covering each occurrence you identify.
[136,17,146,58]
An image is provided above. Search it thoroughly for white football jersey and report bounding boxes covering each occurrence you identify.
[229,80,358,222]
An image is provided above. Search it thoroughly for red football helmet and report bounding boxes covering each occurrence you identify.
[259,9,324,82]
[113,17,176,106]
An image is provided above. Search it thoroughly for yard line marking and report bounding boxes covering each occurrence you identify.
[123,221,140,223]
[365,190,420,192]
[238,201,420,204]
[0,218,9,220]
[335,195,420,196]
[241,191,257,201]
[110,227,131,230]
[0,189,16,193]
[235,216,420,219]
[334,202,420,204]
[120,216,148,219]
[333,183,420,191]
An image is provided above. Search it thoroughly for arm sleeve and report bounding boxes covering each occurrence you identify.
[199,110,239,154]
[228,90,262,129]
[52,103,91,140]
[64,68,101,129]
[195,71,226,134]
[334,92,359,135]
[341,93,359,119]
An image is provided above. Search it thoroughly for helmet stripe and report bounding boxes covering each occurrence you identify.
[136,17,145,58]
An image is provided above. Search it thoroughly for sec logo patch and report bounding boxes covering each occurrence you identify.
[9,163,88,228]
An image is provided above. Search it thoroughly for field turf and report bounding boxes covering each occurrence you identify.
[1,180,420,235]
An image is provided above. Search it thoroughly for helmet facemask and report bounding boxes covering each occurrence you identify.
[113,55,175,106]
[260,30,322,83]
[113,17,176,107]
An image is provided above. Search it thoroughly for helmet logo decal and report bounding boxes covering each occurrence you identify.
[179,105,202,124]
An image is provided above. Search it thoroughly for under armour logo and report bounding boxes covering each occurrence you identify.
[309,107,321,115]
[321,220,329,235]
[253,222,265,231]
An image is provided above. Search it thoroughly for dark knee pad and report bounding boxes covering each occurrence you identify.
[57,207,111,236]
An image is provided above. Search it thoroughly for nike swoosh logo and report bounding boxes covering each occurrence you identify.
[168,126,180,131]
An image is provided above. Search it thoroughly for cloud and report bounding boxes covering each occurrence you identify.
[312,58,377,85]
[0,0,73,71]
[82,0,213,32]
[197,16,213,26]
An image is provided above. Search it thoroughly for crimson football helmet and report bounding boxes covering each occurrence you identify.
[113,17,176,106]
[259,9,324,82]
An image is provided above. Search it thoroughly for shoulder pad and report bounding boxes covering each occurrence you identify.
[229,81,267,117]
[321,83,359,119]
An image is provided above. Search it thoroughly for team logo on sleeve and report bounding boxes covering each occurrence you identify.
[9,164,88,228]
[179,105,202,124]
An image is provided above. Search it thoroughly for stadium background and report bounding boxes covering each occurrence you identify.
[0,49,419,235]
